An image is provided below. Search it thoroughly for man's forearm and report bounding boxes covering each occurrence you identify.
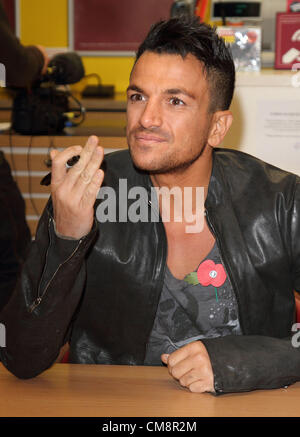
[202,334,300,394]
[0,209,98,378]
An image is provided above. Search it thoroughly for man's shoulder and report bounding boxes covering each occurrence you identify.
[214,148,300,186]
[211,148,300,208]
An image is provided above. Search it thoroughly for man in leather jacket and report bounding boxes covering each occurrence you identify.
[0,17,300,395]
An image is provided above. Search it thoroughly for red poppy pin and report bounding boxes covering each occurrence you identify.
[184,260,227,302]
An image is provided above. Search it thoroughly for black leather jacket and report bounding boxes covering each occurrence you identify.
[0,152,31,312]
[1,148,300,394]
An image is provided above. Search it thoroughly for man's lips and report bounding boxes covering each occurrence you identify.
[134,134,167,143]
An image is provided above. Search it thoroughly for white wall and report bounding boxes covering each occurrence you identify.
[261,0,286,50]
[223,70,300,175]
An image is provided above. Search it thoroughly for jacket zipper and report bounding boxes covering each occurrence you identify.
[205,208,245,334]
[29,218,83,313]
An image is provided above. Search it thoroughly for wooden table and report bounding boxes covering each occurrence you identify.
[0,363,300,418]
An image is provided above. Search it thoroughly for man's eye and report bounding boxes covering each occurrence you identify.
[129,94,144,102]
[169,97,184,106]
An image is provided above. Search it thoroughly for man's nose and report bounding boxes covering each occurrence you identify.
[139,99,162,129]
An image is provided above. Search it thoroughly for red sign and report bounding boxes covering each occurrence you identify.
[72,0,174,53]
[275,12,300,69]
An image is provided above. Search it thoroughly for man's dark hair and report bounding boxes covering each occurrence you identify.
[135,16,235,112]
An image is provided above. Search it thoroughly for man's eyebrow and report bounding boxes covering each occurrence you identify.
[127,84,143,93]
[165,88,195,99]
[126,85,195,99]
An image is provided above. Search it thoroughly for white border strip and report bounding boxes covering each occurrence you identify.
[76,51,135,57]
[23,193,50,198]
[15,0,20,38]
[26,215,40,220]
[12,171,48,176]
[68,0,73,50]
[0,147,53,154]
[0,147,122,154]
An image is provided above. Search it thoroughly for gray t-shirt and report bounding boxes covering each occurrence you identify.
[144,242,242,365]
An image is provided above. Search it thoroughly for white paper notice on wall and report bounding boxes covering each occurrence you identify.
[256,100,300,176]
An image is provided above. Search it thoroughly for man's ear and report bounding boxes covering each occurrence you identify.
[207,110,233,148]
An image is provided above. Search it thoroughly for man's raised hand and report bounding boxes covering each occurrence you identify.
[50,135,104,239]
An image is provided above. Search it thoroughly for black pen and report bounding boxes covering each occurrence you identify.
[40,155,81,186]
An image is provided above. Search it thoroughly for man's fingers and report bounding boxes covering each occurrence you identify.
[167,354,214,393]
[51,145,82,186]
[162,342,215,393]
[164,353,211,392]
[161,354,169,364]
[168,354,194,381]
[50,136,104,240]
[81,169,105,207]
[69,135,99,174]
[50,149,59,160]
[164,342,197,369]
[73,146,104,195]
[161,347,194,381]
[188,380,210,393]
[178,369,200,388]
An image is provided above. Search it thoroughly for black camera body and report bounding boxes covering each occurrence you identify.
[11,86,69,135]
[11,52,85,135]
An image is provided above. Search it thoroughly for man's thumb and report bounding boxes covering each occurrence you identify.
[161,353,169,364]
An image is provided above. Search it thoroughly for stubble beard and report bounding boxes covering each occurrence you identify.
[127,133,209,176]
